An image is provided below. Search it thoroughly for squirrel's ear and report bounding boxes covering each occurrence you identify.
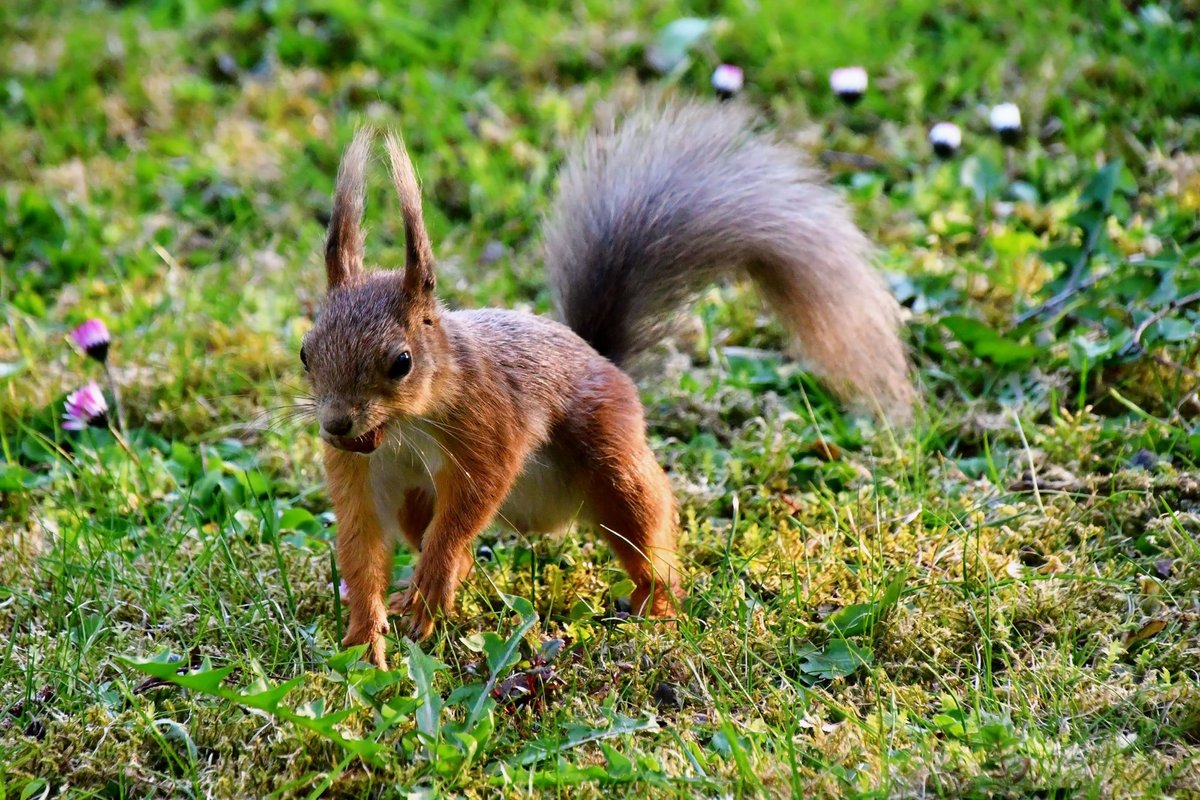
[325,128,373,289]
[383,130,436,296]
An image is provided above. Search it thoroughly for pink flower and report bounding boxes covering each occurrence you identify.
[929,122,963,158]
[711,64,744,99]
[989,102,1022,144]
[63,381,109,430]
[70,319,111,363]
[830,66,868,105]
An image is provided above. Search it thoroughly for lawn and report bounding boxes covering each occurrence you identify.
[2,1,1200,797]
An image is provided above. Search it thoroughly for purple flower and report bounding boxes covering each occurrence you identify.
[339,579,350,602]
[711,64,744,100]
[70,319,111,363]
[63,381,108,430]
[830,66,868,106]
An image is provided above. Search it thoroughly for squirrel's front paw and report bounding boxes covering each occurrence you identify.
[389,569,460,640]
[343,614,390,670]
[633,580,684,619]
[388,583,440,640]
[388,549,471,639]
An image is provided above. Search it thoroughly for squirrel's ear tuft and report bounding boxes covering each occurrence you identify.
[325,128,373,289]
[383,130,436,296]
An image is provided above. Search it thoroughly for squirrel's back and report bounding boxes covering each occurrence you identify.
[543,101,914,422]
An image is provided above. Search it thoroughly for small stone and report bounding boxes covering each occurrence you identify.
[652,681,682,709]
[217,52,238,78]
[1128,449,1159,470]
[24,717,46,740]
[479,241,506,265]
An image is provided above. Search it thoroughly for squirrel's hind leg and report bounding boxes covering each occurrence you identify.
[587,450,682,617]
[568,369,683,617]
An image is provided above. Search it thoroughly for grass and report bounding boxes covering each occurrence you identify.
[2,0,1200,796]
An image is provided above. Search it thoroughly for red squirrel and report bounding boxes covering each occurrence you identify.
[300,102,914,668]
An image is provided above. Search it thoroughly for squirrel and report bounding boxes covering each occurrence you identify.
[300,101,914,669]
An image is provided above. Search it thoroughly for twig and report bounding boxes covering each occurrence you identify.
[1123,289,1200,384]
[1127,290,1200,353]
[1118,290,1200,420]
[819,150,888,172]
[1012,228,1109,325]
[1010,408,1045,516]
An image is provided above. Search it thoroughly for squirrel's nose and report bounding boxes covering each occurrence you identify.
[323,416,353,437]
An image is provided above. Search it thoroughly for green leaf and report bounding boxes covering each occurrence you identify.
[569,599,595,621]
[0,463,34,492]
[476,632,512,676]
[235,469,272,498]
[1151,316,1194,343]
[514,711,660,766]
[151,717,198,763]
[237,676,304,710]
[1068,329,1135,368]
[600,742,635,779]
[379,695,421,726]
[405,638,447,750]
[325,644,370,674]
[943,316,1041,366]
[825,603,874,637]
[278,507,319,532]
[124,652,386,764]
[932,712,967,738]
[712,720,758,787]
[508,760,611,788]
[502,593,536,618]
[610,578,636,599]
[123,653,234,693]
[1041,244,1082,267]
[1067,205,1106,234]
[1080,159,1124,209]
[0,360,25,381]
[647,17,712,74]
[880,570,907,611]
[960,155,1004,202]
[20,778,49,800]
[465,593,539,730]
[797,639,873,681]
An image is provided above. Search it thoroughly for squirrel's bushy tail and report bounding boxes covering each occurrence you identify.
[544,101,914,422]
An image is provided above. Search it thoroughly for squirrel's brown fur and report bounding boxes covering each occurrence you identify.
[302,102,913,668]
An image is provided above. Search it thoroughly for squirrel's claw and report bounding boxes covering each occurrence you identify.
[388,568,449,641]
[342,615,390,670]
[389,585,437,640]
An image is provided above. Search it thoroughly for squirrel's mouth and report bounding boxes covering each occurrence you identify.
[326,424,386,454]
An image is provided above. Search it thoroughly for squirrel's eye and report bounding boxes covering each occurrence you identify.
[388,351,413,380]
[300,345,309,371]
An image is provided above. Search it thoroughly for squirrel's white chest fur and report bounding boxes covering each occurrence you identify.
[367,421,585,543]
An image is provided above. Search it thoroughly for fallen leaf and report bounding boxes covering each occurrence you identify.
[492,665,558,708]
[1123,619,1167,650]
